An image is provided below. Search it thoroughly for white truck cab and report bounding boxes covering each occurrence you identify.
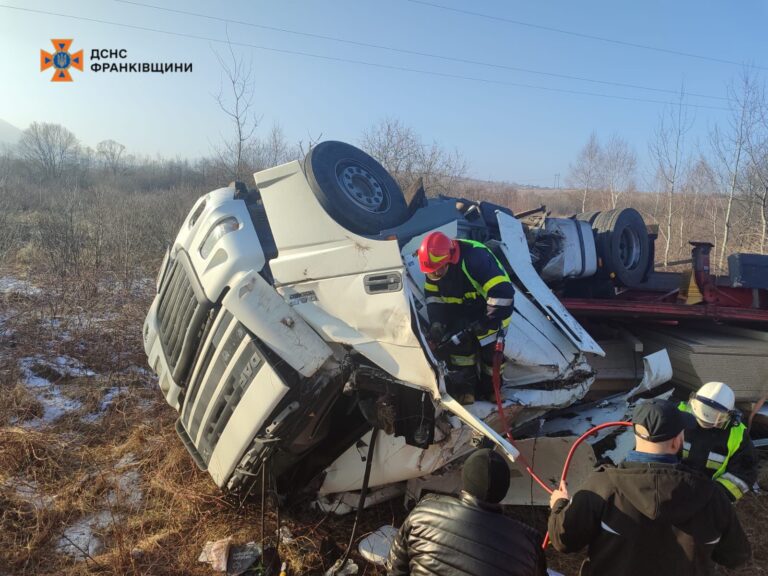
[144,142,658,508]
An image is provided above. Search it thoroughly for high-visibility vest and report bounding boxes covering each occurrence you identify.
[679,401,748,499]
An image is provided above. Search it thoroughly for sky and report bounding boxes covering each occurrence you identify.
[0,0,766,185]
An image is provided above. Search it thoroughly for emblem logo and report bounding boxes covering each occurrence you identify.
[40,39,84,82]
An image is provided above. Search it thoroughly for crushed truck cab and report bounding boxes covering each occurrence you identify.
[143,141,658,508]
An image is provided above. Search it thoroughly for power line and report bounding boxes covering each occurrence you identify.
[406,0,767,72]
[112,0,726,102]
[1,4,730,111]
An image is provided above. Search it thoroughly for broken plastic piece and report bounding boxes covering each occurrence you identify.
[358,525,398,565]
[227,541,262,576]
[279,525,295,543]
[324,559,359,575]
[198,537,231,572]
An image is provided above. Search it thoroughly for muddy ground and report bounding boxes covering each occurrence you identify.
[1,270,766,575]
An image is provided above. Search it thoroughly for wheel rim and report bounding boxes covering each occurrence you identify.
[618,226,642,270]
[337,162,390,213]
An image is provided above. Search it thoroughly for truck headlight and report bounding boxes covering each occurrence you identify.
[199,217,240,259]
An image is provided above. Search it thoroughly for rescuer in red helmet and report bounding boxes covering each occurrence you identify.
[418,231,515,404]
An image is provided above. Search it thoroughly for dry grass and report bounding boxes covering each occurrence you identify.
[0,268,766,576]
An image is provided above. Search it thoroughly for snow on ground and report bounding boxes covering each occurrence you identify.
[56,511,113,559]
[0,276,41,296]
[16,356,98,428]
[3,478,55,510]
[107,469,143,509]
[81,387,122,423]
[56,456,144,560]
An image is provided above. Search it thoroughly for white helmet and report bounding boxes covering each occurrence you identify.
[690,381,735,429]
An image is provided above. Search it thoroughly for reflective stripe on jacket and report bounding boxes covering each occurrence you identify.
[425,239,514,336]
[678,401,755,501]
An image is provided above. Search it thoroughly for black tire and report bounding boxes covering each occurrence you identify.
[303,141,408,235]
[574,211,602,225]
[593,208,650,287]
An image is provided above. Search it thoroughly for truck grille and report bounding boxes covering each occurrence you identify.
[181,311,264,465]
[156,252,211,384]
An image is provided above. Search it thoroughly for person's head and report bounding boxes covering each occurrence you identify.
[689,381,736,429]
[461,448,510,504]
[632,399,696,455]
[418,231,460,281]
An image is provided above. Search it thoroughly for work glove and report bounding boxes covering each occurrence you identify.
[475,318,501,336]
[428,322,446,343]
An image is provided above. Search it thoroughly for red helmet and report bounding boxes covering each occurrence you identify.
[418,231,460,273]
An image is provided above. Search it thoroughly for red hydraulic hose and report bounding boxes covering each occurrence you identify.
[490,333,633,548]
[492,334,553,494]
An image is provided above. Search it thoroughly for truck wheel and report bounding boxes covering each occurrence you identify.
[304,141,408,235]
[574,211,602,225]
[593,208,650,287]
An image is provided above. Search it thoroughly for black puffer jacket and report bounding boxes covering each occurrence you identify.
[387,492,546,576]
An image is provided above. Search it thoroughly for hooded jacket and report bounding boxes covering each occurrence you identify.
[387,492,546,576]
[548,461,750,576]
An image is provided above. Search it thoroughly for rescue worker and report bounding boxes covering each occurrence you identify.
[387,448,547,576]
[679,381,757,501]
[418,231,515,404]
[547,399,751,576]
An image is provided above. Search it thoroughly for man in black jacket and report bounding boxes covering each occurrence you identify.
[387,448,546,576]
[547,399,751,576]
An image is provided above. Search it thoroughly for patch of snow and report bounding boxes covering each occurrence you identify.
[17,356,92,428]
[124,364,152,376]
[52,355,96,378]
[3,478,55,510]
[106,470,143,509]
[0,276,41,296]
[57,511,112,559]
[116,453,137,468]
[22,387,82,429]
[81,387,121,423]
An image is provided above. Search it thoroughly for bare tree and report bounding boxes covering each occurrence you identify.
[250,123,296,171]
[601,134,637,210]
[96,139,126,176]
[360,118,466,195]
[740,76,768,252]
[710,72,760,268]
[18,122,79,181]
[567,132,601,212]
[35,188,88,277]
[213,42,258,182]
[649,91,693,266]
[683,157,718,245]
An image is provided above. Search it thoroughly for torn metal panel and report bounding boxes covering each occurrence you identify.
[313,484,406,515]
[497,212,604,356]
[406,437,596,506]
[283,278,437,392]
[222,272,332,377]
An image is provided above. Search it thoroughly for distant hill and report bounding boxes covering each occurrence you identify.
[0,119,22,148]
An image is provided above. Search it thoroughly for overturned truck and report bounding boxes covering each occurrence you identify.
[143,141,768,510]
